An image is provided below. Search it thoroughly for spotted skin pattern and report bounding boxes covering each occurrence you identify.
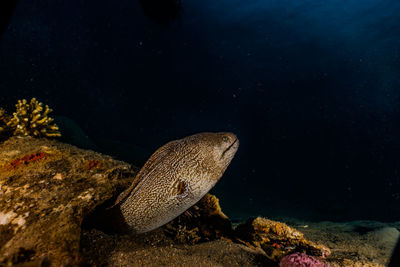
[115,132,239,234]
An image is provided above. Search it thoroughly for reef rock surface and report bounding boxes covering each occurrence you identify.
[0,136,137,266]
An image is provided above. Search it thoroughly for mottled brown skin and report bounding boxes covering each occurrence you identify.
[114,132,239,234]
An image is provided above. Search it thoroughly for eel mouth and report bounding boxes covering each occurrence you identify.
[221,137,239,159]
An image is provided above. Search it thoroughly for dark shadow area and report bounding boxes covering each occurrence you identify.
[81,196,132,235]
[388,238,400,267]
[138,0,182,25]
[0,0,18,37]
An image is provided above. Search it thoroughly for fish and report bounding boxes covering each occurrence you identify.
[113,132,239,234]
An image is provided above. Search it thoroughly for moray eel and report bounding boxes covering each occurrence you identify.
[113,132,239,234]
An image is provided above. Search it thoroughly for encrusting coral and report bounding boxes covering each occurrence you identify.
[280,252,328,267]
[235,217,331,262]
[3,98,61,139]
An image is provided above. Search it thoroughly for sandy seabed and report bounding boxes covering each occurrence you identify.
[81,218,399,267]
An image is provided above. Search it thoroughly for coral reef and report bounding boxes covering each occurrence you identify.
[235,217,331,262]
[280,252,328,267]
[6,98,61,138]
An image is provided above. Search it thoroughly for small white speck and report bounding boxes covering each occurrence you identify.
[0,211,17,225]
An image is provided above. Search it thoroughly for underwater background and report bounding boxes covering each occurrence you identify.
[1,0,400,222]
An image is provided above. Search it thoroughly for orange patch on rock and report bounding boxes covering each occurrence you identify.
[84,160,101,170]
[5,152,47,170]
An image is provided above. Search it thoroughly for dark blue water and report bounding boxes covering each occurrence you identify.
[1,0,400,221]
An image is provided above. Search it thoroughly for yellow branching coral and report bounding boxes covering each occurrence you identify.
[6,98,61,138]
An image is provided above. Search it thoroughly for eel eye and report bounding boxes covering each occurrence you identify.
[222,136,229,142]
[177,181,187,196]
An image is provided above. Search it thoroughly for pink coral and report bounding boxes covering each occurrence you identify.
[280,253,329,267]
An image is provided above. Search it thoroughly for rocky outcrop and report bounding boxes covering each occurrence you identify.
[0,136,137,266]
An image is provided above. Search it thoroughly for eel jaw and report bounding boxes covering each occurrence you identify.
[221,137,239,160]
